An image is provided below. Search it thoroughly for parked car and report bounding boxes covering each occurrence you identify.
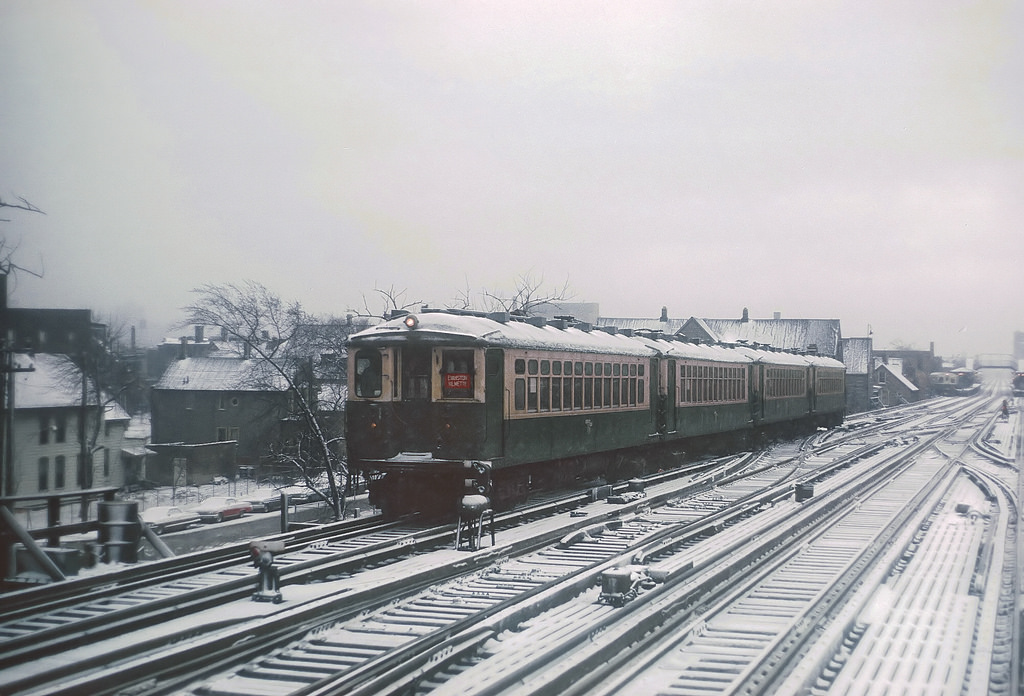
[279,485,316,504]
[245,488,284,513]
[140,506,201,534]
[194,496,252,523]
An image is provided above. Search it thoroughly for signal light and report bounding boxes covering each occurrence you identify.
[404,315,419,329]
[464,460,492,497]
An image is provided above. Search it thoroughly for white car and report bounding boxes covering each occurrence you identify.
[140,506,201,534]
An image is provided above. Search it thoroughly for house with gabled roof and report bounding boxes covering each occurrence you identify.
[149,357,290,485]
[874,360,920,407]
[7,353,131,497]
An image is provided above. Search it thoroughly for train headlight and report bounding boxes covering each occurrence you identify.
[404,315,419,329]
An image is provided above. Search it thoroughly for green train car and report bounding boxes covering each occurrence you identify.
[346,310,845,518]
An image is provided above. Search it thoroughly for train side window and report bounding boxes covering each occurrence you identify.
[551,377,562,410]
[563,361,572,375]
[441,349,474,399]
[541,360,550,375]
[528,377,539,412]
[540,377,550,411]
[355,350,383,398]
[552,361,562,376]
[528,359,539,375]
[515,359,526,375]
[515,378,526,410]
[563,375,573,409]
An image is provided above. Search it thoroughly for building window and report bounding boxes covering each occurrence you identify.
[54,455,65,488]
[38,457,48,491]
[39,416,50,445]
[229,427,239,441]
[217,427,228,441]
[103,448,110,477]
[55,415,67,443]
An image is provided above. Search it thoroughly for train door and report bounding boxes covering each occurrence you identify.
[484,349,504,459]
[749,363,764,424]
[663,359,677,434]
[808,366,817,413]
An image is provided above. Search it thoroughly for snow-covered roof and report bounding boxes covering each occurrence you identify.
[11,353,130,417]
[11,353,84,409]
[349,311,845,370]
[877,363,919,392]
[684,317,842,356]
[154,357,288,392]
[595,317,690,334]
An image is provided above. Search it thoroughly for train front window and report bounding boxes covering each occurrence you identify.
[355,349,382,398]
[402,346,431,401]
[441,349,474,399]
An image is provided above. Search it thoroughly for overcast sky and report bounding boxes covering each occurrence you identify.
[2,1,1021,357]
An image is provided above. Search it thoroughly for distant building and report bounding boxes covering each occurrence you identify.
[874,362,920,407]
[597,308,843,359]
[841,337,873,413]
[149,357,290,485]
[873,347,940,395]
[7,353,130,497]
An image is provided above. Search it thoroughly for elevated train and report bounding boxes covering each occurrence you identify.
[928,368,979,396]
[346,310,846,518]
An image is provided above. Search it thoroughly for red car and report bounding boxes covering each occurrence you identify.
[194,496,252,523]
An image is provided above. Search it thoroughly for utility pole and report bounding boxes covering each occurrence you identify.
[0,275,35,497]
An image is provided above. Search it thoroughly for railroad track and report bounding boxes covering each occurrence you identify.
[1,394,1011,696]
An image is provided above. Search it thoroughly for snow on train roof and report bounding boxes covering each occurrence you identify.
[349,312,845,369]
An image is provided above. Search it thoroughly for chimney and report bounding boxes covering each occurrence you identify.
[195,325,204,343]
[741,307,749,323]
[660,306,668,322]
[130,325,136,350]
[773,312,781,320]
[178,336,187,359]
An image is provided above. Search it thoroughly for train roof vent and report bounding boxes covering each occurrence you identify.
[526,316,548,327]
[486,311,510,324]
[548,318,567,330]
[599,326,618,335]
[619,328,634,337]
[576,322,592,332]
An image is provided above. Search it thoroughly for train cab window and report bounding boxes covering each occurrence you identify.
[355,349,383,398]
[441,349,474,399]
[402,347,431,401]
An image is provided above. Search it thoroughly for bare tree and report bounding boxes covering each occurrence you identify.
[183,281,346,519]
[479,271,574,316]
[0,195,45,293]
[351,283,422,319]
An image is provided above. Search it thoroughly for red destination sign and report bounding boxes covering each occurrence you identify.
[445,373,471,391]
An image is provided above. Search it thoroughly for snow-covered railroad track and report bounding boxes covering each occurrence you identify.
[2,395,1010,696]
